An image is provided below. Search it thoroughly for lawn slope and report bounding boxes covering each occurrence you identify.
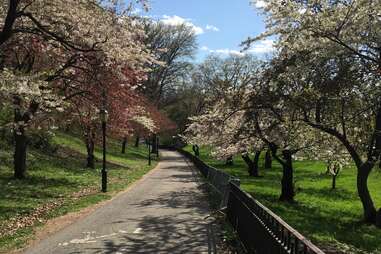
[0,132,156,252]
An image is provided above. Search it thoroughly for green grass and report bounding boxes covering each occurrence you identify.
[0,132,157,252]
[184,146,381,254]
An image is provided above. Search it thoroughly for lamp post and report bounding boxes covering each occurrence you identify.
[156,136,159,158]
[148,136,152,166]
[100,107,108,193]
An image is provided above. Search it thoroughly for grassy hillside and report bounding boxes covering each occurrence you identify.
[0,132,157,252]
[184,146,381,254]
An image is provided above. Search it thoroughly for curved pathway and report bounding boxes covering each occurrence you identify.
[23,150,214,254]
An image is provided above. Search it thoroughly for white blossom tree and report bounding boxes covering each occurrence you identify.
[185,54,266,176]
[0,0,154,178]
[247,0,381,225]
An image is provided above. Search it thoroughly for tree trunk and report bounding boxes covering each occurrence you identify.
[121,137,127,154]
[242,154,255,176]
[14,130,27,179]
[0,0,19,46]
[253,151,261,174]
[134,135,140,147]
[279,150,295,202]
[86,143,95,169]
[357,163,377,223]
[242,152,261,177]
[13,98,39,179]
[324,166,330,175]
[85,130,95,169]
[226,156,233,166]
[156,136,160,157]
[192,145,200,157]
[376,209,381,228]
[265,149,272,169]
[332,174,337,190]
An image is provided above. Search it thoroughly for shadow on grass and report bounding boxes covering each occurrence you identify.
[255,195,381,252]
[300,187,357,201]
[187,145,381,253]
[0,144,98,221]
[54,132,149,164]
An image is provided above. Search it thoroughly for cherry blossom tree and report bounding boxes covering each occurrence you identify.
[244,82,318,202]
[111,93,176,154]
[185,54,266,176]
[185,54,322,202]
[247,0,381,225]
[0,0,154,177]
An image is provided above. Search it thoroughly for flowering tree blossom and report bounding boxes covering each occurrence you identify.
[0,0,154,177]
[247,0,381,225]
[185,55,266,175]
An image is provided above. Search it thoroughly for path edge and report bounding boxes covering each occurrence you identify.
[11,160,163,254]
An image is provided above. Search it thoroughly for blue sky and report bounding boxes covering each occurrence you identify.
[141,0,272,62]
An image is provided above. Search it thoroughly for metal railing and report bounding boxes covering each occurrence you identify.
[179,148,325,254]
[178,149,240,207]
[206,166,240,207]
[227,183,325,254]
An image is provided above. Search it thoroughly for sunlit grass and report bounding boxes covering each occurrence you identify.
[0,132,156,252]
[184,146,381,253]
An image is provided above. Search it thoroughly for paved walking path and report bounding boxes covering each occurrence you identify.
[23,150,215,254]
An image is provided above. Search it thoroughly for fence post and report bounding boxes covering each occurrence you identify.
[220,178,240,208]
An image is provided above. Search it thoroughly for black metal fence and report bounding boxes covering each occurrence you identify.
[227,183,325,254]
[178,149,240,208]
[178,149,209,177]
[179,149,325,254]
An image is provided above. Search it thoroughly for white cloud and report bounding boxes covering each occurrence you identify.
[254,0,267,8]
[247,39,274,54]
[200,40,274,57]
[161,15,204,35]
[131,8,142,15]
[205,24,220,32]
[201,46,245,57]
[211,49,245,57]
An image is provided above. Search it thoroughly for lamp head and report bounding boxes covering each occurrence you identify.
[100,109,109,122]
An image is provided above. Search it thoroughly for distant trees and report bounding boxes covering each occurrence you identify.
[136,19,197,148]
[141,21,197,107]
[163,74,207,133]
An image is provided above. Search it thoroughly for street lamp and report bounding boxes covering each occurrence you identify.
[148,136,152,166]
[100,108,108,192]
[156,136,159,158]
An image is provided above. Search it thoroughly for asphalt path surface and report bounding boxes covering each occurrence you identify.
[23,150,215,254]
